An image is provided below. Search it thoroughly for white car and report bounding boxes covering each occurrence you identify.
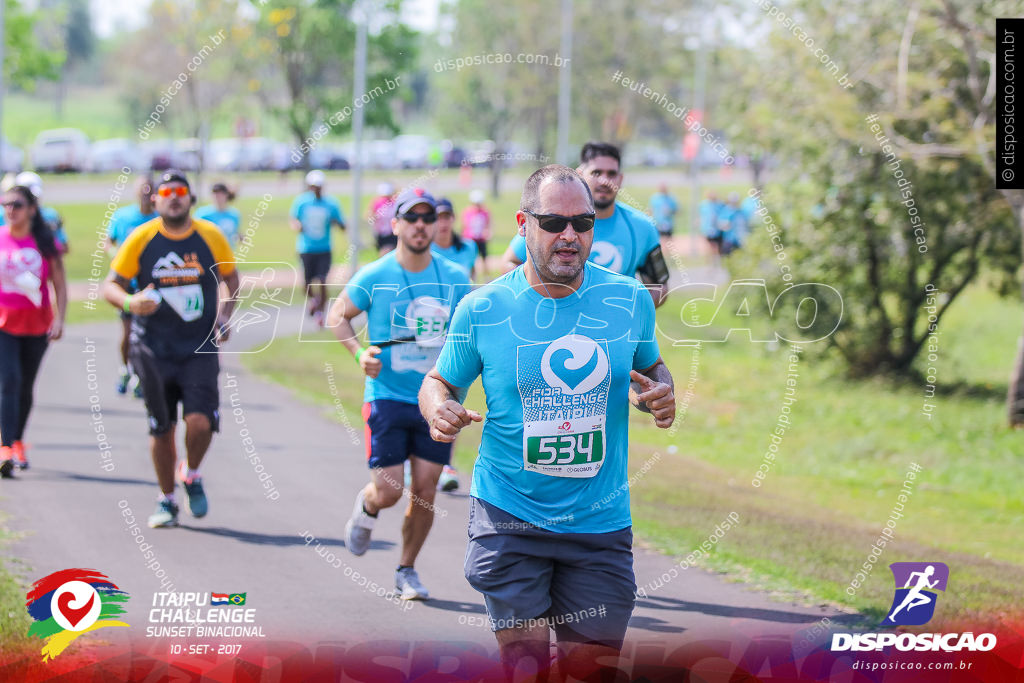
[367,139,398,169]
[207,138,243,172]
[0,139,24,173]
[173,138,203,172]
[238,137,277,171]
[87,138,145,172]
[393,134,432,169]
[31,128,91,173]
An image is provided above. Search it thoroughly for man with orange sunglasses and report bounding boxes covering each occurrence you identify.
[103,170,240,528]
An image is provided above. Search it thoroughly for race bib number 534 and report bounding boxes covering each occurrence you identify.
[523,417,605,478]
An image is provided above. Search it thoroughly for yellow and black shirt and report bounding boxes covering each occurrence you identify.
[111,217,236,360]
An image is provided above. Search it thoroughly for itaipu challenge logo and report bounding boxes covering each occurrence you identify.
[25,568,130,661]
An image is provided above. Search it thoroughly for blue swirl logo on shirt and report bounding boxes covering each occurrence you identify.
[540,335,609,395]
[590,241,622,273]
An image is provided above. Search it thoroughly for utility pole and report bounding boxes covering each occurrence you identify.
[555,0,573,165]
[350,0,368,253]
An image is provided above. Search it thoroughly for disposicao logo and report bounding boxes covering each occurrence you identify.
[25,568,130,661]
[882,561,948,626]
[830,562,997,653]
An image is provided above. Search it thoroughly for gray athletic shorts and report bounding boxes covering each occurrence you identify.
[464,497,635,648]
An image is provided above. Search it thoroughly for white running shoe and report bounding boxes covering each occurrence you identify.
[438,465,459,492]
[395,566,430,600]
[344,489,376,556]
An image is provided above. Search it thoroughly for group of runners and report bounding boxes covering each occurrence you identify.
[4,140,676,680]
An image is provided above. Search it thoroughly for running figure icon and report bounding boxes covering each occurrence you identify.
[887,565,939,622]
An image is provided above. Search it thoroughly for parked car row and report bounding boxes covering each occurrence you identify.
[18,126,738,174]
[21,127,558,174]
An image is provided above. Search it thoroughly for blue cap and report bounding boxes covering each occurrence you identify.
[435,197,454,214]
[394,188,437,217]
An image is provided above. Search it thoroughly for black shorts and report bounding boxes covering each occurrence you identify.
[465,498,635,648]
[472,238,488,261]
[376,234,398,251]
[130,343,220,436]
[300,251,332,285]
[361,399,452,468]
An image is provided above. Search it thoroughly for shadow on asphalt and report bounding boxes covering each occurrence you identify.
[178,526,396,551]
[627,614,686,634]
[37,470,153,486]
[635,595,863,626]
[418,598,488,615]
[34,403,142,418]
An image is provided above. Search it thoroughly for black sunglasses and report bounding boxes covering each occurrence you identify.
[398,211,437,224]
[2,201,26,210]
[524,210,596,233]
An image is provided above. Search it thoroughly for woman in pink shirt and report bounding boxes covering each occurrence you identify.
[0,185,67,477]
[460,189,491,274]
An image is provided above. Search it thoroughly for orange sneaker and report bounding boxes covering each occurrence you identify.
[12,441,27,470]
[0,446,14,478]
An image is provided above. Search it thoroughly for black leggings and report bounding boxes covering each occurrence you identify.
[0,329,49,447]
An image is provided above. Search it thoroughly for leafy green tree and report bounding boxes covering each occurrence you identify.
[431,0,559,194]
[724,1,1022,394]
[245,0,416,167]
[114,0,246,141]
[3,0,63,90]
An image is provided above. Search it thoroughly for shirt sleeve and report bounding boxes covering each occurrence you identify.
[198,221,236,276]
[632,283,661,371]
[109,225,145,280]
[289,196,303,220]
[510,234,527,263]
[107,214,123,244]
[436,297,483,389]
[343,266,372,311]
[331,199,345,225]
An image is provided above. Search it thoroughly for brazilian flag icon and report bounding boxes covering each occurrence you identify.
[228,593,246,605]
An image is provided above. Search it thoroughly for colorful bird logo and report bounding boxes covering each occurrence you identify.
[25,568,130,661]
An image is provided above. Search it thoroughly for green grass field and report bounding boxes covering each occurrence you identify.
[243,281,1023,631]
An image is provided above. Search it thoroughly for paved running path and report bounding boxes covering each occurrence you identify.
[1,303,850,671]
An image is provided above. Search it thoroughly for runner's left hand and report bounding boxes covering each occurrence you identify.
[630,370,675,428]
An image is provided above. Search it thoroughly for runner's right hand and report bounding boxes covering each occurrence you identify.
[429,400,482,443]
[360,345,383,378]
[130,284,160,316]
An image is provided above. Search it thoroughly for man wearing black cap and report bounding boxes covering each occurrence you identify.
[327,188,471,600]
[103,170,240,528]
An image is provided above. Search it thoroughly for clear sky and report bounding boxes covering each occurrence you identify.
[89,0,441,38]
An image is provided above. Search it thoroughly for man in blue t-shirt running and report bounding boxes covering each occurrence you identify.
[420,166,675,680]
[290,170,345,327]
[330,188,470,602]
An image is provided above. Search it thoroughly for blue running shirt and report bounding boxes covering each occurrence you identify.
[195,206,242,247]
[435,261,661,533]
[431,240,479,276]
[345,251,472,405]
[291,191,344,254]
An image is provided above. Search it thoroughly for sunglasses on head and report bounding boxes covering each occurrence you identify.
[2,200,26,210]
[157,186,190,198]
[398,211,437,224]
[524,209,596,233]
